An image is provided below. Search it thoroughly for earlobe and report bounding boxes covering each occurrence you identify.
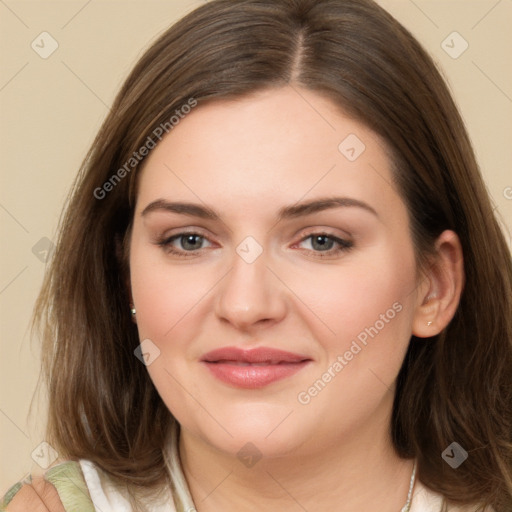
[412,230,464,338]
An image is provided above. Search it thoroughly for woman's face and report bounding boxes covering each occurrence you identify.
[129,87,426,460]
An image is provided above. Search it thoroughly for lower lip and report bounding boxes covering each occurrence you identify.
[202,361,310,388]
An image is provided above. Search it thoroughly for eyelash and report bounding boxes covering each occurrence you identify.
[156,231,354,259]
[157,232,212,258]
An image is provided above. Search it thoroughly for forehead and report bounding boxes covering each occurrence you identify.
[135,86,403,222]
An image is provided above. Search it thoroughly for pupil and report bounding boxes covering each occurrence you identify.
[313,236,333,251]
[182,235,201,250]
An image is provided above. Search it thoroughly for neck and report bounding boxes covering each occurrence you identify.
[179,415,415,512]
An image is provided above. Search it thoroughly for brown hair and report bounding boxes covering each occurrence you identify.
[34,0,512,510]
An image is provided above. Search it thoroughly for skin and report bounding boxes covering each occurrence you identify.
[6,478,65,512]
[128,86,464,511]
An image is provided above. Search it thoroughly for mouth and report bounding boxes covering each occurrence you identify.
[201,347,312,388]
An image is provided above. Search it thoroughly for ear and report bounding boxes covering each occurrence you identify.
[412,230,464,338]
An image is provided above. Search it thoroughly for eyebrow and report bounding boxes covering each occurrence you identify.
[141,200,219,220]
[277,197,378,220]
[140,197,378,221]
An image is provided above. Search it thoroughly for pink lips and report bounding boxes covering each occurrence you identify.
[201,347,311,389]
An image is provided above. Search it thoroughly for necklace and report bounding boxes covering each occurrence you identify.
[172,458,418,512]
[400,460,417,512]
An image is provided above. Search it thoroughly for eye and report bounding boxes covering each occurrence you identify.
[296,233,353,256]
[304,235,336,251]
[175,234,208,251]
[157,232,213,255]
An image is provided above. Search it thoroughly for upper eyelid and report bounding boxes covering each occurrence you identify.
[295,225,352,239]
[159,226,211,240]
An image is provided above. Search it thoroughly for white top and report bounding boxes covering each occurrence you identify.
[79,460,176,512]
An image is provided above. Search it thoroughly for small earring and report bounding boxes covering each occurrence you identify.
[130,306,136,316]
[427,321,433,326]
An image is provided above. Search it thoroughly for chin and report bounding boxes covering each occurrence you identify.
[182,401,314,460]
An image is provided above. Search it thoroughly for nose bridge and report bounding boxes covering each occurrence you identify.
[214,240,286,329]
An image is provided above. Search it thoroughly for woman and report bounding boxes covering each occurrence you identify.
[2,0,511,510]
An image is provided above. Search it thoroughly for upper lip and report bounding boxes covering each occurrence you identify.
[201,347,311,364]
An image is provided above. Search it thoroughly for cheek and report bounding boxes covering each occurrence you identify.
[297,246,417,407]
[291,246,417,348]
[129,236,216,341]
[289,262,416,439]
[128,242,215,424]
[293,250,417,420]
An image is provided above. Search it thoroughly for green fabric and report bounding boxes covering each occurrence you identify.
[46,462,95,512]
[1,461,95,512]
[0,482,22,510]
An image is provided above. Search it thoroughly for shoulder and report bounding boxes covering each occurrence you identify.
[1,461,95,512]
[411,480,495,512]
[3,460,177,512]
[2,460,136,512]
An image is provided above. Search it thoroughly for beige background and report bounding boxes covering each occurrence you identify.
[0,0,510,491]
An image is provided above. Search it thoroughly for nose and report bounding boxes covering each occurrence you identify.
[214,247,288,332]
